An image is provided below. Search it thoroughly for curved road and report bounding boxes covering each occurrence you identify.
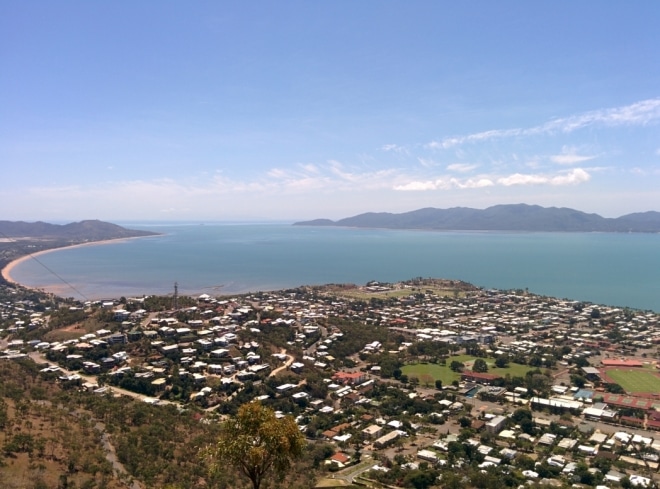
[269,349,294,377]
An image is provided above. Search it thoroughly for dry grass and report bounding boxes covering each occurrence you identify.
[315,478,356,487]
[0,363,124,489]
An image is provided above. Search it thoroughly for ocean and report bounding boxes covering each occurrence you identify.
[8,223,660,312]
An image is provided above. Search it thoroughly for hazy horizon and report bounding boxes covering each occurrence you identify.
[6,201,660,227]
[2,2,659,221]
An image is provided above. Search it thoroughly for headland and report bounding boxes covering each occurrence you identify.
[0,219,161,291]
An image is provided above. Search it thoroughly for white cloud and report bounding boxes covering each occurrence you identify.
[381,143,409,155]
[429,98,660,149]
[428,128,522,149]
[455,178,494,189]
[498,168,590,186]
[550,154,594,165]
[267,168,287,178]
[299,163,320,173]
[394,180,447,191]
[328,160,357,182]
[447,163,478,173]
[417,157,438,168]
[546,98,660,131]
[393,176,495,191]
[629,166,660,176]
[497,173,548,186]
[550,168,591,185]
[256,160,404,193]
[395,168,590,191]
[550,146,596,165]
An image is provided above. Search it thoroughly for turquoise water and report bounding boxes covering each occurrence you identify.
[8,224,660,311]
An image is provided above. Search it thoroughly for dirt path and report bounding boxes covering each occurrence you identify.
[62,408,144,489]
[269,349,294,377]
[95,422,144,489]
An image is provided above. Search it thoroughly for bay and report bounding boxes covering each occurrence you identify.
[8,223,660,312]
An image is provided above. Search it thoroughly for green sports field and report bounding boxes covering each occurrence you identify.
[604,369,660,394]
[401,355,535,385]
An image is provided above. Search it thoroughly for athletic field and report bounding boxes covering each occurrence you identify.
[402,355,535,386]
[602,368,660,394]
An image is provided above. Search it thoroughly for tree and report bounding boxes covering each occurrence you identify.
[520,418,536,435]
[570,374,587,389]
[450,360,464,372]
[528,355,543,367]
[511,408,532,424]
[353,438,362,463]
[206,403,305,489]
[420,373,434,387]
[516,454,535,471]
[494,356,509,368]
[405,469,438,489]
[606,383,625,394]
[458,416,472,428]
[473,358,488,373]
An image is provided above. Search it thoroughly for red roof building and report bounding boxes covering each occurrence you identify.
[332,371,366,385]
[330,452,351,465]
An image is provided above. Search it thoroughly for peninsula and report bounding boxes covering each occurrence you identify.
[0,220,160,284]
[294,203,660,233]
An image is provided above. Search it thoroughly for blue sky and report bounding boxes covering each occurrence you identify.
[1,1,659,222]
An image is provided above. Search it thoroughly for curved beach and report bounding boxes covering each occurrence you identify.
[1,237,142,290]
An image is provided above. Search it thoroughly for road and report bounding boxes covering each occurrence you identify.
[269,349,294,377]
[330,455,378,485]
[27,350,156,402]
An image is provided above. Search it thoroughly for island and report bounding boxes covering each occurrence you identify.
[294,203,660,233]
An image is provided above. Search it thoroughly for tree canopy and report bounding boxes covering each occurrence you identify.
[472,358,488,373]
[206,402,306,489]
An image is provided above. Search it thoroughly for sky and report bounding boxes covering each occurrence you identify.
[1,1,659,222]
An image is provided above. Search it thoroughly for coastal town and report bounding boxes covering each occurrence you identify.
[4,1,659,487]
[2,276,660,488]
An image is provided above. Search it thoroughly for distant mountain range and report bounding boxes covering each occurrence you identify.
[294,204,660,233]
[0,220,158,241]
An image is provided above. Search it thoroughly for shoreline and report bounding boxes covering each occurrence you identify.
[1,235,159,291]
[1,228,657,312]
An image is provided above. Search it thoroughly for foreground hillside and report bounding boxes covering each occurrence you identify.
[0,356,321,489]
[294,204,660,232]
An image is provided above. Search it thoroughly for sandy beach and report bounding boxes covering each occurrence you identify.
[1,237,144,289]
